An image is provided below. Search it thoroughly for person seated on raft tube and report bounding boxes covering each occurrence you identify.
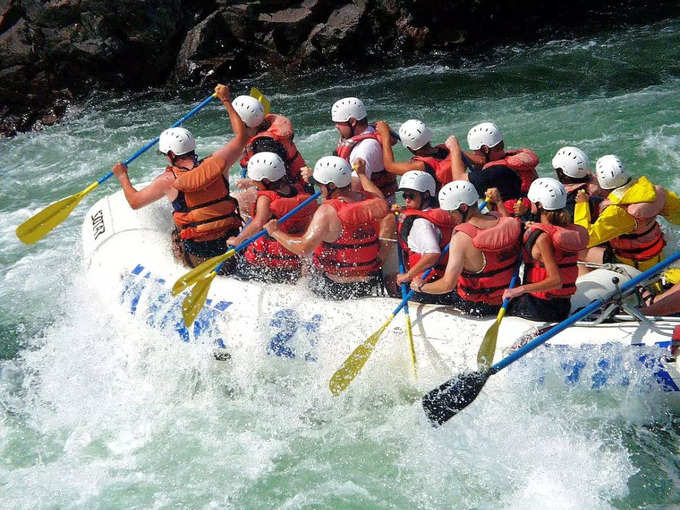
[395,171,458,304]
[464,121,539,217]
[112,84,246,270]
[551,146,604,222]
[374,119,465,194]
[227,152,318,283]
[329,97,399,204]
[503,178,589,322]
[639,280,680,317]
[231,95,310,214]
[445,134,523,217]
[264,156,392,300]
[575,154,680,272]
[410,181,522,317]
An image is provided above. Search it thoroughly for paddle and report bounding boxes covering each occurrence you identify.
[422,249,680,426]
[16,92,219,244]
[396,237,418,378]
[175,190,322,326]
[476,261,521,370]
[329,201,488,396]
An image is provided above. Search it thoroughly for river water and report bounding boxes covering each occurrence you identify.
[2,18,680,509]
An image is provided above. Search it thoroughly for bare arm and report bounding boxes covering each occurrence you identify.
[445,136,468,182]
[411,233,466,294]
[398,252,440,283]
[503,233,561,299]
[227,195,271,246]
[265,205,335,257]
[212,84,249,173]
[353,159,384,199]
[374,121,424,175]
[112,163,174,210]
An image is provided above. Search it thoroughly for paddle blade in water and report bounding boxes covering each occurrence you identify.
[172,249,234,296]
[421,370,490,426]
[16,190,87,244]
[329,315,394,396]
[182,272,217,326]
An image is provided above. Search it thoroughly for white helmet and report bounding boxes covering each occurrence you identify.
[331,97,367,122]
[247,152,286,182]
[552,146,591,179]
[467,122,503,151]
[233,95,265,128]
[398,170,436,195]
[159,127,195,156]
[595,154,628,190]
[313,156,352,188]
[399,119,432,151]
[438,181,479,211]
[527,177,567,210]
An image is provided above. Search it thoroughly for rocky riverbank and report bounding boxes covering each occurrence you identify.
[1,0,678,137]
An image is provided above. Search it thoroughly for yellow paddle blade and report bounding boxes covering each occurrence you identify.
[329,314,395,396]
[182,272,217,327]
[249,87,271,115]
[476,307,506,370]
[16,182,99,244]
[405,315,417,379]
[172,249,235,296]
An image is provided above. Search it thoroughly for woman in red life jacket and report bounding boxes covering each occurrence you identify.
[264,156,390,300]
[504,178,589,322]
[227,152,318,283]
[231,95,309,214]
[396,170,457,303]
[411,181,522,317]
[111,84,247,270]
[466,121,539,218]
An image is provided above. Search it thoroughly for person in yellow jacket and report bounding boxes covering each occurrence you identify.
[575,154,680,273]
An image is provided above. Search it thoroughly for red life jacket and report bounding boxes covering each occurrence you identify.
[484,149,539,195]
[169,156,242,242]
[608,187,666,263]
[244,190,318,270]
[454,215,522,305]
[397,208,456,279]
[412,145,452,189]
[313,196,389,277]
[240,113,307,191]
[334,131,398,198]
[522,223,589,300]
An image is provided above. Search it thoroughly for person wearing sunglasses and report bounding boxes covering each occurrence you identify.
[395,171,457,303]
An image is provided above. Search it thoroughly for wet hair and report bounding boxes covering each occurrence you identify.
[555,168,589,184]
[544,208,572,227]
[251,137,288,165]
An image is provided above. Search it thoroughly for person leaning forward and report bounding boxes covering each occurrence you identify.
[112,84,247,270]
[264,156,391,300]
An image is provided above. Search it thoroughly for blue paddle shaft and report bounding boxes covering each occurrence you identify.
[396,239,410,315]
[492,250,680,373]
[97,93,218,185]
[215,190,322,272]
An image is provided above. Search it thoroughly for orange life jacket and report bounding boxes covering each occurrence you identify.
[313,195,389,277]
[240,113,307,191]
[244,190,318,270]
[522,223,589,300]
[484,149,539,195]
[334,130,398,197]
[607,187,666,263]
[169,157,242,242]
[454,215,522,305]
[411,145,452,190]
[397,208,457,280]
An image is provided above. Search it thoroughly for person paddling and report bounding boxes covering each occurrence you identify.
[112,84,246,270]
[265,156,391,300]
[395,171,458,303]
[411,181,522,316]
[504,178,589,322]
[228,152,318,283]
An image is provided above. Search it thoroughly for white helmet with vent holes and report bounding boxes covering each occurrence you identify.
[467,122,503,150]
[313,156,352,188]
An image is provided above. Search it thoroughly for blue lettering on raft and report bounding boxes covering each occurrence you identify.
[267,309,322,361]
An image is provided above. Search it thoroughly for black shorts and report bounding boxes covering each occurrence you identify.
[233,256,301,284]
[508,294,571,322]
[183,236,230,258]
[309,271,382,301]
[438,292,501,317]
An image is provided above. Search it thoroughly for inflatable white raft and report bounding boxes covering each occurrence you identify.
[82,191,680,398]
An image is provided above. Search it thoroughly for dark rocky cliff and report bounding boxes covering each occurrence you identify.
[1,0,678,137]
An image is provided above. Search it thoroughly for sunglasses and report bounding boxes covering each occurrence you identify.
[402,192,418,200]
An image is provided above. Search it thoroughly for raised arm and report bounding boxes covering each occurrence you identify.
[445,135,468,182]
[212,84,249,171]
[375,121,424,175]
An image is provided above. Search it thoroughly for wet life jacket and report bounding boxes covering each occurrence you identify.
[412,145,452,190]
[484,149,539,195]
[454,215,522,305]
[522,223,589,300]
[169,157,242,242]
[313,196,389,277]
[240,113,307,190]
[397,208,456,280]
[244,190,318,270]
[334,130,398,197]
[603,186,666,265]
